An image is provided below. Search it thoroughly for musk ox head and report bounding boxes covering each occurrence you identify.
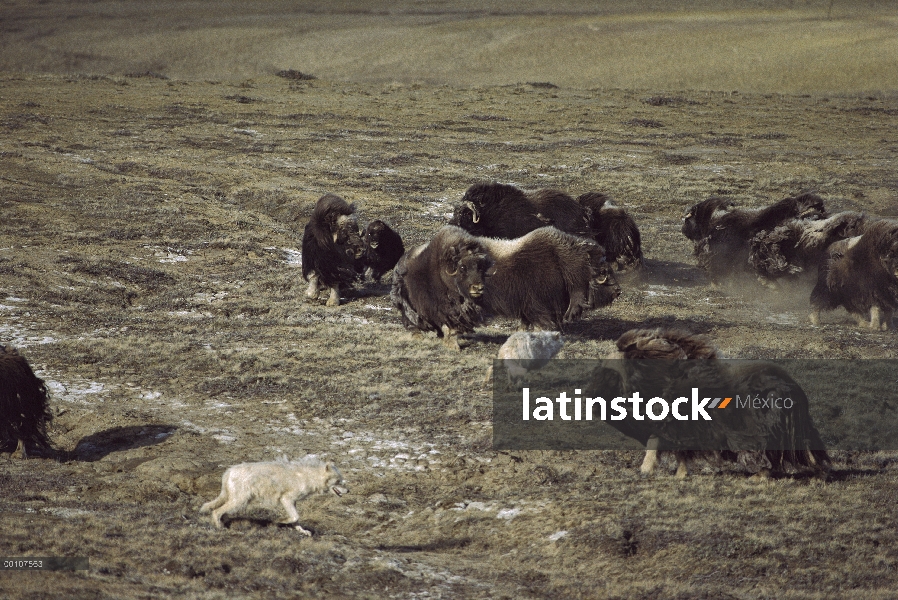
[591,259,622,307]
[439,235,493,301]
[681,197,733,241]
[789,192,827,220]
[448,200,483,234]
[872,221,898,279]
[310,193,365,260]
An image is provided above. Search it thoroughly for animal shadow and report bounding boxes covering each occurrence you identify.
[69,425,177,462]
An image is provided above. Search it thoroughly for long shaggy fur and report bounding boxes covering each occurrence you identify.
[199,457,346,535]
[592,328,830,477]
[360,219,405,283]
[390,226,492,349]
[810,219,898,330]
[449,182,592,239]
[301,194,364,304]
[478,227,621,329]
[682,193,827,282]
[577,192,644,272]
[749,211,872,282]
[0,346,53,456]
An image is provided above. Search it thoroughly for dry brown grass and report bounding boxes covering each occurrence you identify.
[1,2,897,597]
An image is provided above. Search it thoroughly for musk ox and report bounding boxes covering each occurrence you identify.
[359,219,405,283]
[449,182,592,239]
[478,227,621,329]
[0,346,53,458]
[390,226,493,350]
[682,193,826,283]
[577,191,644,272]
[591,328,830,478]
[200,457,347,535]
[484,331,565,385]
[301,193,365,306]
[749,211,873,284]
[809,220,898,330]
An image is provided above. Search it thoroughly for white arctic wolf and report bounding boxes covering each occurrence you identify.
[199,457,347,535]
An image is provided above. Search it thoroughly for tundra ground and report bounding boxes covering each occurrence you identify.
[2,2,898,598]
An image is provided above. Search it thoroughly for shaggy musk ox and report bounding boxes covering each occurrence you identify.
[449,182,592,240]
[390,226,493,350]
[0,346,53,458]
[478,227,620,329]
[392,226,620,349]
[590,328,830,478]
[301,193,365,306]
[360,219,404,283]
[810,220,898,330]
[749,211,873,284]
[577,192,644,272]
[682,193,826,282]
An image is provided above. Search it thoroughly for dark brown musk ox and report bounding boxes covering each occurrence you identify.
[590,328,830,478]
[749,211,873,285]
[391,225,621,349]
[449,182,592,240]
[301,193,365,306]
[681,193,827,283]
[359,219,405,284]
[1,345,53,458]
[390,226,493,351]
[577,191,644,272]
[809,219,898,330]
[478,226,621,330]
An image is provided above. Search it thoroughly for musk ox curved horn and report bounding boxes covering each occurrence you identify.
[465,201,480,224]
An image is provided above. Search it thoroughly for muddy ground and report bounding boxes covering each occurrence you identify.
[1,7,898,597]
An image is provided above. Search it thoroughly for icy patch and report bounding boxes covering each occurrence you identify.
[233,128,260,137]
[364,304,392,311]
[644,285,677,297]
[144,245,190,263]
[496,508,521,520]
[548,530,568,542]
[45,379,107,405]
[282,249,302,266]
[765,312,801,325]
[42,507,94,518]
[0,324,58,347]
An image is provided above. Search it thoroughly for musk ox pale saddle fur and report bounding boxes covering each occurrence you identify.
[199,457,347,535]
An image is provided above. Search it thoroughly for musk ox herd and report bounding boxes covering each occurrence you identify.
[291,182,897,479]
[4,182,897,484]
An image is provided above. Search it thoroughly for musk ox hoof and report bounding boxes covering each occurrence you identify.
[808,311,820,326]
[294,525,313,536]
[325,287,341,307]
[11,439,27,459]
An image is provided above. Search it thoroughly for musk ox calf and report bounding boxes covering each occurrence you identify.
[577,191,644,272]
[682,193,826,283]
[749,211,873,284]
[301,193,365,306]
[359,219,405,283]
[479,227,620,329]
[0,346,53,458]
[449,182,592,240]
[810,220,898,330]
[484,331,565,386]
[591,328,829,478]
[390,226,493,350]
[199,457,347,535]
